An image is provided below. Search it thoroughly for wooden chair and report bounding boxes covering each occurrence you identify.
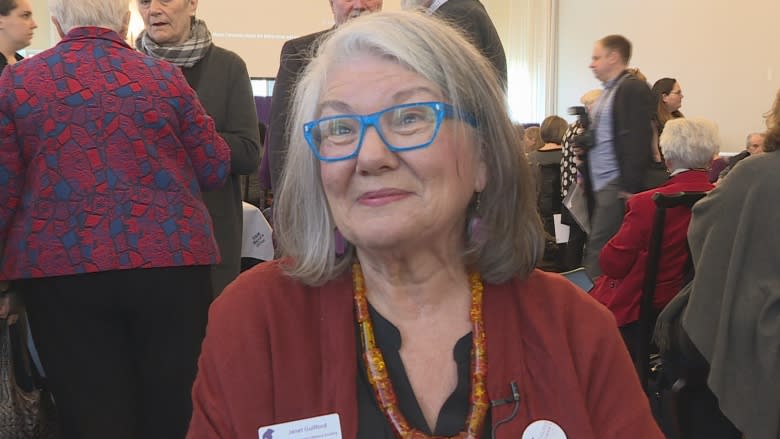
[636,191,706,391]
[637,192,742,439]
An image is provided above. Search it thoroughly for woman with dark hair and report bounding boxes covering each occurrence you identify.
[646,77,684,188]
[651,78,684,159]
[0,0,36,72]
[652,78,684,131]
[530,115,568,270]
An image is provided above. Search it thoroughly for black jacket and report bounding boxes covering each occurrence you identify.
[266,29,331,191]
[607,70,655,194]
[435,0,508,87]
[0,52,24,74]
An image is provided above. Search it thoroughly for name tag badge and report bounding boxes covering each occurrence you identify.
[522,419,567,439]
[258,413,342,439]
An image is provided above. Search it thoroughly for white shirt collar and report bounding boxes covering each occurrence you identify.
[427,0,449,14]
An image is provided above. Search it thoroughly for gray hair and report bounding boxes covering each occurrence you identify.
[660,118,721,169]
[745,132,765,148]
[400,0,432,9]
[274,11,543,286]
[50,0,129,34]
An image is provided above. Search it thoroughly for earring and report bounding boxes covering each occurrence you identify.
[468,192,484,244]
[334,228,347,257]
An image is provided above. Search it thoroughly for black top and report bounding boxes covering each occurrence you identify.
[0,52,24,74]
[356,304,492,438]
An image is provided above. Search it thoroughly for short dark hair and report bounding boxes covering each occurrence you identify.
[652,77,677,97]
[600,34,632,64]
[0,0,18,16]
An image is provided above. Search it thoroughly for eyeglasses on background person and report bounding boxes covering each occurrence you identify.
[303,101,477,162]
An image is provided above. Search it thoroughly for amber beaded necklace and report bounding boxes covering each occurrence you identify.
[352,263,489,439]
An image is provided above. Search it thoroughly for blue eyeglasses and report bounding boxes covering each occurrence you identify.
[303,101,478,162]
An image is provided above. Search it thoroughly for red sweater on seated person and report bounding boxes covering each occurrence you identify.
[590,170,713,326]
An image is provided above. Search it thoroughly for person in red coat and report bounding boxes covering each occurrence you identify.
[590,118,719,356]
[187,11,662,439]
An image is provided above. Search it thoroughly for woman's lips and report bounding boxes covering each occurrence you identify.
[357,189,411,207]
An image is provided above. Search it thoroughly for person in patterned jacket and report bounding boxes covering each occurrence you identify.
[0,0,230,437]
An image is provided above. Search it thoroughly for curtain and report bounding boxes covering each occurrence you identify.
[496,0,558,123]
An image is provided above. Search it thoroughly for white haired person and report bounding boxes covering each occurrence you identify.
[590,118,719,358]
[188,11,661,439]
[135,0,261,296]
[0,0,230,436]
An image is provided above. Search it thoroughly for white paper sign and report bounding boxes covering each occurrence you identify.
[553,213,570,244]
[242,202,274,261]
[258,413,342,439]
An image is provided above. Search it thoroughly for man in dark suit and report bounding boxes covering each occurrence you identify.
[401,0,507,87]
[582,34,654,279]
[265,0,383,191]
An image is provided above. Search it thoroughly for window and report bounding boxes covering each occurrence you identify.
[251,78,275,97]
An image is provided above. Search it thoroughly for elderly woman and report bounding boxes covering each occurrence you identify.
[136,0,261,296]
[590,118,718,356]
[188,12,661,439]
[0,0,230,437]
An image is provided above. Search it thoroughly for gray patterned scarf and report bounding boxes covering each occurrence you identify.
[135,18,212,68]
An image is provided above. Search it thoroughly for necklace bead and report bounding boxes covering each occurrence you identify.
[353,263,489,439]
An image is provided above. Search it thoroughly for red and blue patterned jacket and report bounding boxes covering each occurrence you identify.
[0,27,231,280]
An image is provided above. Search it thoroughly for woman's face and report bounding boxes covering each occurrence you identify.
[317,54,486,253]
[0,0,36,52]
[663,81,684,112]
[138,0,197,46]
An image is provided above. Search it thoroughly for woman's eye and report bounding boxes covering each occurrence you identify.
[329,121,354,136]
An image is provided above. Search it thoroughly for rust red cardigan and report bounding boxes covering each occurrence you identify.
[187,261,662,438]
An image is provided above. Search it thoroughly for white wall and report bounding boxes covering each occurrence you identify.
[198,0,402,78]
[28,0,777,151]
[557,0,780,151]
[25,0,52,55]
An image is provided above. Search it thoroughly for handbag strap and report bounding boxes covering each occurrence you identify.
[0,319,17,401]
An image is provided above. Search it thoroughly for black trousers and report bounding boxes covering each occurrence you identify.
[20,266,212,439]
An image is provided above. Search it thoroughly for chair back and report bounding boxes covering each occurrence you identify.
[636,191,707,391]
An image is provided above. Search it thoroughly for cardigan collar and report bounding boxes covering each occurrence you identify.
[662,168,710,185]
